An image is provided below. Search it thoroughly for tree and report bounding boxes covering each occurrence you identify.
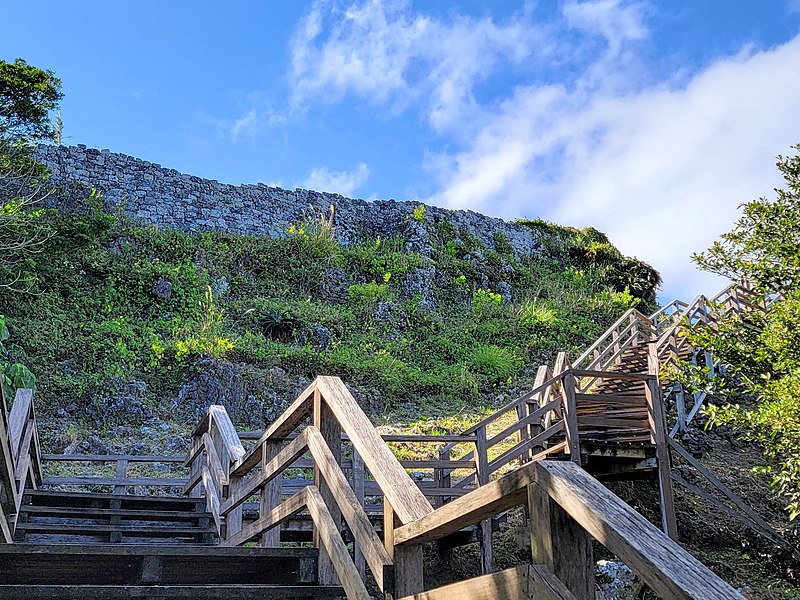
[0,59,62,291]
[691,144,800,518]
[0,58,63,142]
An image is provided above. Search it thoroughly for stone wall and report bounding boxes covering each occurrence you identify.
[35,144,541,255]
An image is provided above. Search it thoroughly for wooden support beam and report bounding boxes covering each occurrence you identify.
[528,483,594,600]
[534,460,745,600]
[559,370,581,463]
[307,425,394,594]
[305,485,370,600]
[316,376,433,525]
[207,405,245,464]
[667,437,792,556]
[394,462,536,547]
[231,383,315,477]
[646,344,678,540]
[224,488,308,547]
[385,498,424,599]
[259,439,282,547]
[475,426,493,575]
[352,448,366,579]
[221,432,308,516]
[397,565,530,600]
[313,389,341,586]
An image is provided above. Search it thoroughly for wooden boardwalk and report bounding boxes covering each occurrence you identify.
[0,280,769,598]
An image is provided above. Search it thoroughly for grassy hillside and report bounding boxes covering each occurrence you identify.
[0,197,657,448]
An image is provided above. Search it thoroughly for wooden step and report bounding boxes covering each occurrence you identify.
[0,545,319,586]
[25,490,202,511]
[21,505,211,522]
[15,522,216,543]
[0,585,345,599]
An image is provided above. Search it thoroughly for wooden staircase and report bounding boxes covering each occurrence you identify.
[0,544,343,598]
[14,490,216,545]
[0,280,770,599]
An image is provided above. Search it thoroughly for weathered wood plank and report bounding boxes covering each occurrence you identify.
[397,565,529,600]
[646,344,678,540]
[305,485,370,600]
[351,448,366,579]
[7,389,32,461]
[42,476,187,487]
[222,432,308,515]
[558,365,581,463]
[487,399,560,448]
[201,467,221,535]
[0,498,12,543]
[202,433,226,488]
[394,462,537,546]
[576,416,650,429]
[0,585,346,599]
[260,439,282,547]
[224,489,309,547]
[487,422,565,473]
[306,425,393,593]
[528,483,593,600]
[570,369,652,381]
[475,426,493,575]
[313,390,341,586]
[534,460,745,600]
[208,405,245,464]
[43,454,185,462]
[385,498,424,598]
[316,376,433,524]
[527,564,579,600]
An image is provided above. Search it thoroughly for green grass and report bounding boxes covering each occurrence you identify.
[0,203,658,445]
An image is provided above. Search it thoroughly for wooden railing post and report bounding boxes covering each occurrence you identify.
[187,435,203,499]
[433,447,451,508]
[313,388,343,585]
[628,312,638,349]
[475,425,493,575]
[646,343,678,540]
[384,497,423,598]
[611,328,621,364]
[528,481,594,600]
[555,354,581,464]
[521,365,548,464]
[351,447,366,579]
[673,383,687,435]
[259,440,282,547]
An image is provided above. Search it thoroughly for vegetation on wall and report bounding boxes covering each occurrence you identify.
[0,194,657,430]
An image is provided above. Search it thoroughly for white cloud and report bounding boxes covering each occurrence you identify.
[302,162,370,196]
[289,0,544,133]
[288,0,800,300]
[428,34,800,300]
[230,109,258,141]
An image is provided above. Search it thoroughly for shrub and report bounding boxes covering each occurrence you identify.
[472,288,502,317]
[467,345,522,383]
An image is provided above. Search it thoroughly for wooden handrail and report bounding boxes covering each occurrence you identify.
[393,460,744,600]
[0,388,42,542]
[185,376,436,596]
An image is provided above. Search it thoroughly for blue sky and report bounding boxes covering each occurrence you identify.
[2,1,800,300]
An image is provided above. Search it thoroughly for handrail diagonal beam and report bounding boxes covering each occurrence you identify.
[231,382,316,477]
[306,425,394,594]
[221,430,309,516]
[315,376,433,524]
